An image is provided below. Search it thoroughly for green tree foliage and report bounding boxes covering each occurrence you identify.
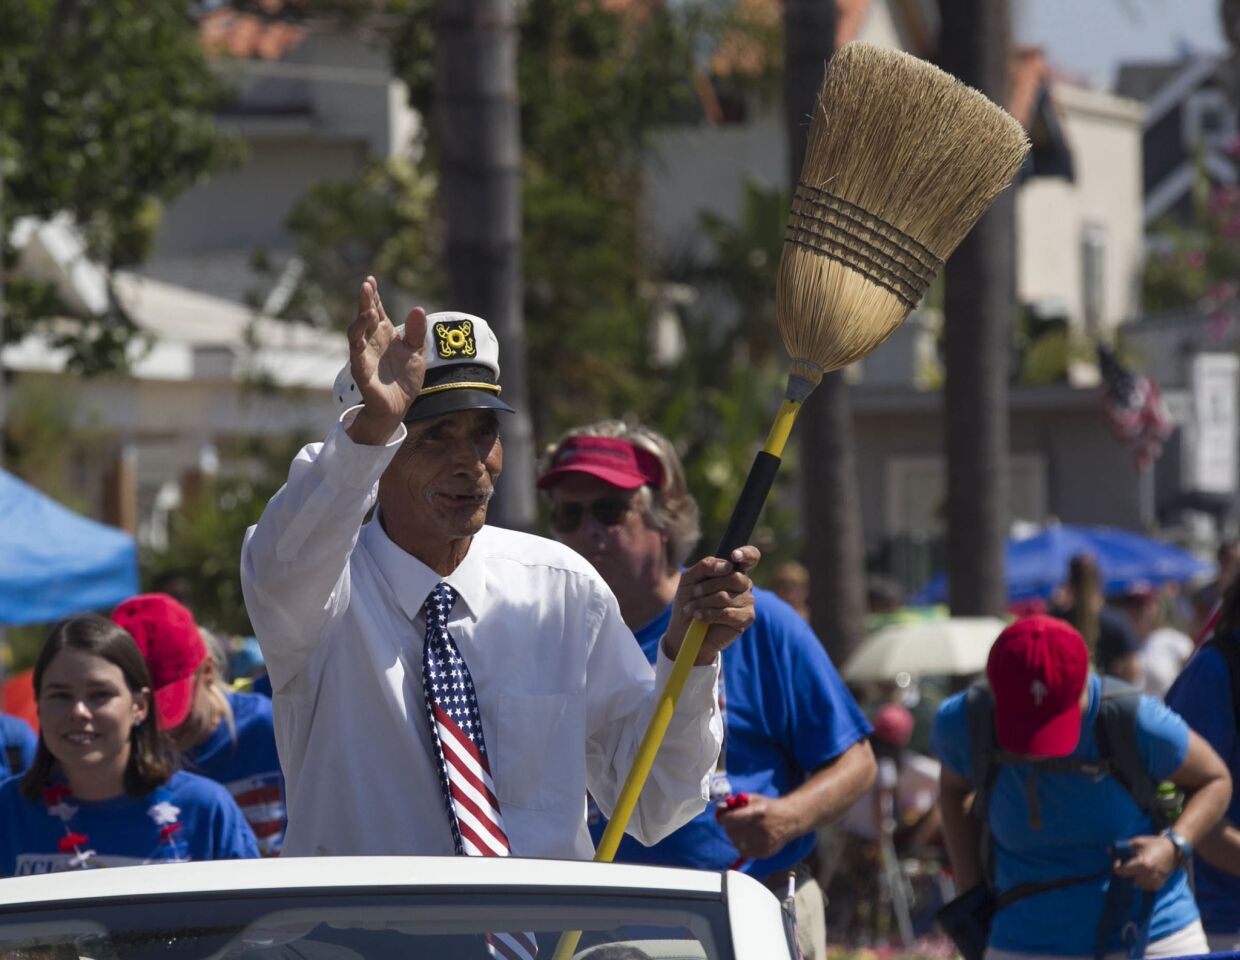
[1143,182,1240,327]
[256,156,441,326]
[3,376,102,510]
[659,179,799,557]
[142,432,315,636]
[517,0,700,435]
[1,0,238,370]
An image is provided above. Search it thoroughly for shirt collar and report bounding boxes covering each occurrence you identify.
[363,512,487,623]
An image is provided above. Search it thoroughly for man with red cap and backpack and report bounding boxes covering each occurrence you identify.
[934,615,1229,960]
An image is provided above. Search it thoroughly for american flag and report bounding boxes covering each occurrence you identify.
[1097,344,1173,469]
[422,583,536,960]
[227,773,285,856]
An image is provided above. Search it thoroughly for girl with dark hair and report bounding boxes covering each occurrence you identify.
[0,615,259,876]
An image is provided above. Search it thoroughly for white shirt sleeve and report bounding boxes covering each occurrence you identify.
[583,590,723,847]
[240,407,405,694]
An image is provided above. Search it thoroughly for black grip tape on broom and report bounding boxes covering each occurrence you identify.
[715,450,782,559]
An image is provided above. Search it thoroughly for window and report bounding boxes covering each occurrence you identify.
[1081,223,1107,337]
[1184,88,1237,151]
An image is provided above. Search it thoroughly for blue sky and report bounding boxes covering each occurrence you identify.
[1013,0,1228,89]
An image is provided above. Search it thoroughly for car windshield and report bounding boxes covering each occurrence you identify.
[0,890,733,960]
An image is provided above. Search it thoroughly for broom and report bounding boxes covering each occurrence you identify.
[550,42,1027,959]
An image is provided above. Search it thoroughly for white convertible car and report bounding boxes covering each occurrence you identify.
[0,856,798,960]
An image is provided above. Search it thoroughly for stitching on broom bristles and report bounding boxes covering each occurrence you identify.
[783,234,921,309]
[793,188,937,285]
[785,210,933,296]
[786,182,941,308]
[783,215,932,306]
[794,183,942,270]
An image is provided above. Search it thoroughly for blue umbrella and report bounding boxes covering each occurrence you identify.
[912,524,1213,604]
[0,469,139,625]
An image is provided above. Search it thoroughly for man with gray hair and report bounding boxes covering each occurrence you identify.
[539,419,877,960]
[242,278,761,865]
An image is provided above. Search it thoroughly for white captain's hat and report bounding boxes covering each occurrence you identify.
[333,311,515,422]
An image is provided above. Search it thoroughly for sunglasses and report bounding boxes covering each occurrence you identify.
[550,496,635,533]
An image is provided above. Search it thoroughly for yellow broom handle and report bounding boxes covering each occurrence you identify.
[550,399,802,960]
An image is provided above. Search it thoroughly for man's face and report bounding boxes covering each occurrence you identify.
[547,473,667,587]
[380,409,503,543]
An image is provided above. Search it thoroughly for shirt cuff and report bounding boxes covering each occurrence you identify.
[320,405,407,491]
[654,644,720,700]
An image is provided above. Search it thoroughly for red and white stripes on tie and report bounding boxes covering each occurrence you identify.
[429,701,509,857]
[421,582,537,960]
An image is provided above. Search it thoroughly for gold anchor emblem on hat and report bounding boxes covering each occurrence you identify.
[435,320,476,359]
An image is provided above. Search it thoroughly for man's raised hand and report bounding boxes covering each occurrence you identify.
[346,276,428,445]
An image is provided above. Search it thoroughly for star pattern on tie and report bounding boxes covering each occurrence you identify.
[420,583,537,960]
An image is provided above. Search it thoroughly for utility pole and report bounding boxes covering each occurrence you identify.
[940,0,1016,616]
[435,0,536,531]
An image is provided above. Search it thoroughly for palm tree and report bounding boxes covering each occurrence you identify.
[939,0,1015,616]
[435,0,536,530]
[785,0,867,663]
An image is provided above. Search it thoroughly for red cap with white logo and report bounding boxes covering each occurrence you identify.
[986,615,1089,758]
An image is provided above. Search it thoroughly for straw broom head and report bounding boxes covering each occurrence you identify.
[777,42,1030,389]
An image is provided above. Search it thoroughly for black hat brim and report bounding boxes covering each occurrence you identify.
[404,388,516,423]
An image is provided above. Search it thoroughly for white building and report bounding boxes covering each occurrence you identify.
[143,10,418,301]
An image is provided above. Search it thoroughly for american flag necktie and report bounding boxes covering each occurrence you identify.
[421,582,537,960]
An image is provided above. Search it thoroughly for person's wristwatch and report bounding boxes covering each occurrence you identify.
[1161,828,1193,867]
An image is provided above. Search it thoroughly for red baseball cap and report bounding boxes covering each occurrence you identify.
[536,436,665,491]
[986,615,1089,758]
[111,593,207,730]
[873,703,914,747]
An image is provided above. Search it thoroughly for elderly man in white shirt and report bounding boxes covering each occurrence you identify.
[241,278,759,860]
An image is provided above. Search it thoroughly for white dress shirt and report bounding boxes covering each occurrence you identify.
[240,408,723,859]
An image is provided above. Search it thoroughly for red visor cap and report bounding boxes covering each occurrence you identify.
[986,615,1089,758]
[110,593,207,730]
[536,436,665,491]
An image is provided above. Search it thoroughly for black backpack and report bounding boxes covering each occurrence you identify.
[938,679,1168,960]
[965,676,1169,882]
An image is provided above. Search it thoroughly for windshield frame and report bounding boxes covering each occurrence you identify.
[0,886,736,960]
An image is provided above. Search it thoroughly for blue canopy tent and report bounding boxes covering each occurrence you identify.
[912,524,1213,605]
[0,469,139,625]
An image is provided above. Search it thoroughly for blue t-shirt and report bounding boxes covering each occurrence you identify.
[932,675,1195,955]
[0,769,259,876]
[185,691,286,855]
[591,588,872,879]
[1165,643,1240,934]
[0,714,36,778]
